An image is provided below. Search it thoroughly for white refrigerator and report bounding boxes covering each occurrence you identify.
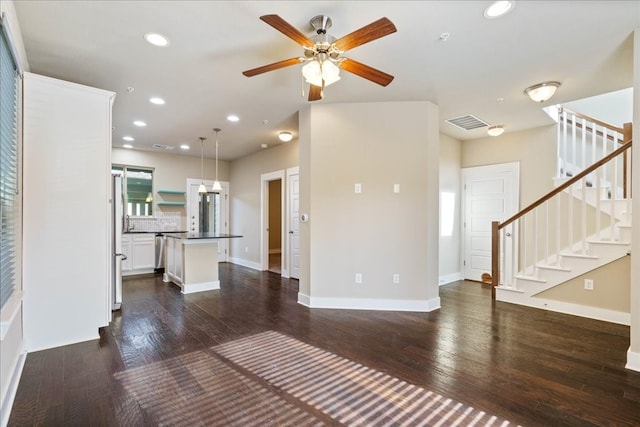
[112,174,125,310]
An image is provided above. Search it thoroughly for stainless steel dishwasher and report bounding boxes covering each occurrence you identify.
[154,233,165,273]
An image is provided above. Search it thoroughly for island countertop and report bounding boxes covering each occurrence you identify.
[164,232,243,240]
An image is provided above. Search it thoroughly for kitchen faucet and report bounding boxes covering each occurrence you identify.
[125,214,134,232]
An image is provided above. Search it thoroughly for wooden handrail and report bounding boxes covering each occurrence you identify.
[561,107,625,135]
[492,138,632,294]
[499,139,632,230]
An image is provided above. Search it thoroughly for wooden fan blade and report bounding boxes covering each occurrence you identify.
[260,15,315,48]
[334,17,397,52]
[308,84,322,101]
[340,58,394,87]
[242,57,302,77]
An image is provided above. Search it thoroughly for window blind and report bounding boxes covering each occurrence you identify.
[0,19,19,309]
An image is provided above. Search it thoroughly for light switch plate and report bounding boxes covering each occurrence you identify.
[355,183,362,193]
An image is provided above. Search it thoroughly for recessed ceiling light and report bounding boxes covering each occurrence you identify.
[278,131,293,142]
[261,143,268,149]
[123,144,133,149]
[484,1,515,18]
[180,144,190,150]
[133,120,147,127]
[122,136,134,141]
[149,97,165,105]
[226,114,239,122]
[144,32,170,47]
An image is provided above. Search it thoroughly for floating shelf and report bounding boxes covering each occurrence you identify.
[157,202,186,206]
[157,190,186,195]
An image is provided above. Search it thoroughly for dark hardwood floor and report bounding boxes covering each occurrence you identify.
[8,263,640,426]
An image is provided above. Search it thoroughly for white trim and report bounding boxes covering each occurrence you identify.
[228,257,262,271]
[286,166,300,280]
[260,170,285,273]
[626,348,640,372]
[297,294,441,312]
[180,280,220,294]
[0,350,25,427]
[439,272,462,286]
[0,290,22,341]
[497,292,631,325]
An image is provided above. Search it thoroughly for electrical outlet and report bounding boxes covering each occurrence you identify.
[584,279,594,290]
[355,273,362,284]
[393,274,400,284]
[355,183,362,194]
[393,184,400,193]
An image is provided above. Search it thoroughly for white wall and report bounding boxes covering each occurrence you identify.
[228,141,299,268]
[628,28,640,372]
[298,101,440,311]
[439,133,462,284]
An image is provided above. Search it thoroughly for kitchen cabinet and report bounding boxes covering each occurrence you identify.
[122,234,155,275]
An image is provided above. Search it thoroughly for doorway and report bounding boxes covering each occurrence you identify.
[461,162,519,282]
[261,170,285,274]
[268,179,282,274]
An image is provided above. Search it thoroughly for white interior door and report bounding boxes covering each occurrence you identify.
[287,168,300,279]
[462,162,519,282]
[187,178,229,261]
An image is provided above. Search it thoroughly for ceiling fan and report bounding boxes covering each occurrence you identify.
[242,14,397,101]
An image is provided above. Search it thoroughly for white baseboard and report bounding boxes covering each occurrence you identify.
[497,293,630,325]
[1,350,26,427]
[297,293,440,312]
[626,348,640,372]
[228,257,262,271]
[439,272,462,286]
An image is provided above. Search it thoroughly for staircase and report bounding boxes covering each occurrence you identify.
[492,108,632,324]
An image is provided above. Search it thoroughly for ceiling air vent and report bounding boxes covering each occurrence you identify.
[445,114,489,131]
[152,144,175,150]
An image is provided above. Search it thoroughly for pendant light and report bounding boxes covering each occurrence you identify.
[198,137,207,194]
[212,128,223,191]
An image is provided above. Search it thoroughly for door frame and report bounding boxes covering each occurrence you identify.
[285,166,299,279]
[461,162,520,282]
[260,170,286,274]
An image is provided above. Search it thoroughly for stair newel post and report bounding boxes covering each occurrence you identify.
[491,221,500,300]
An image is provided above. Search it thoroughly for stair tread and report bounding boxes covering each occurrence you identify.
[536,264,571,272]
[587,240,629,246]
[514,275,546,283]
[559,252,599,259]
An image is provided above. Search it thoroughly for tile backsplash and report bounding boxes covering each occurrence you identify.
[127,212,182,232]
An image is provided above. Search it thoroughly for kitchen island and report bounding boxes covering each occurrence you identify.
[163,232,242,294]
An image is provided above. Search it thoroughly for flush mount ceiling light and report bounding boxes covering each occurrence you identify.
[278,131,293,142]
[144,32,169,47]
[487,125,505,136]
[212,128,223,192]
[484,1,515,18]
[149,97,165,105]
[198,137,207,194]
[524,81,561,103]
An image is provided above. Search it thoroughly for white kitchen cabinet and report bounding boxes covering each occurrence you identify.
[122,233,155,275]
[22,72,115,351]
[121,235,132,272]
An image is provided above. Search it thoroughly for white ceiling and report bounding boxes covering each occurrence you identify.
[12,1,640,161]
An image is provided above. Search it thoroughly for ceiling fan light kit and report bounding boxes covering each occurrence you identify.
[525,81,561,103]
[242,14,397,101]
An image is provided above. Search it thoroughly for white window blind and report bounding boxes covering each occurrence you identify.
[0,18,19,309]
